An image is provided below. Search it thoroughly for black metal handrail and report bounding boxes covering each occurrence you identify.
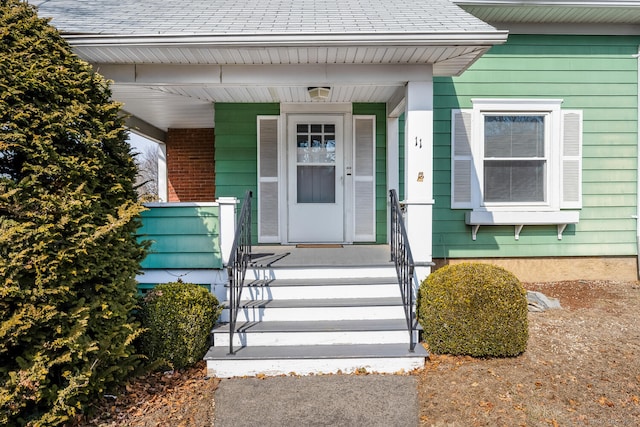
[227,190,252,355]
[389,189,416,352]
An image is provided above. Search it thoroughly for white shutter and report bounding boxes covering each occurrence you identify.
[560,110,582,209]
[257,116,280,242]
[451,109,473,209]
[353,116,376,242]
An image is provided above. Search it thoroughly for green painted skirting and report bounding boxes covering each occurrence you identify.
[138,204,223,269]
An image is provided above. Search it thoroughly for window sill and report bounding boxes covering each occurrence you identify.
[465,210,580,241]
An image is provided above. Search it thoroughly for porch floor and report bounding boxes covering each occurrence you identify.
[249,244,393,268]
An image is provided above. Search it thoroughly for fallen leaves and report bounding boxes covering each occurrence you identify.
[478,400,495,412]
[76,361,219,426]
[598,396,615,407]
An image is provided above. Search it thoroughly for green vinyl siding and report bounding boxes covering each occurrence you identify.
[353,103,387,243]
[433,34,639,258]
[139,205,222,269]
[215,103,280,243]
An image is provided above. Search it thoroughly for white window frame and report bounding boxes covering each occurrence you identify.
[473,99,562,212]
[451,99,582,240]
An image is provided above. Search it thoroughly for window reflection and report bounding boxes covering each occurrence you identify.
[296,123,337,203]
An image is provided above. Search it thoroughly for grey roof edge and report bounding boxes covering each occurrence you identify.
[63,31,509,48]
[454,0,640,6]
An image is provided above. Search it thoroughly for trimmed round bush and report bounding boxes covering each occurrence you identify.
[418,263,528,357]
[140,281,222,370]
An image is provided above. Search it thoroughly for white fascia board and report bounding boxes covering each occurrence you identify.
[455,0,640,6]
[95,64,221,84]
[98,63,433,86]
[496,22,640,35]
[222,64,432,86]
[63,31,508,48]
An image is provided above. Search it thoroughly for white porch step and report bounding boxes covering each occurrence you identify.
[207,251,427,378]
[204,343,428,377]
[212,319,416,347]
[219,297,406,322]
[244,265,397,281]
[240,276,400,300]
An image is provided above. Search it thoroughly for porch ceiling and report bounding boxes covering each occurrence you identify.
[94,43,494,135]
[115,83,405,133]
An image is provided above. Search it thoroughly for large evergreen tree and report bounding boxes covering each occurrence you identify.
[0,1,147,424]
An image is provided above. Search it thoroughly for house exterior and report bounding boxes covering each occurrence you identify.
[31,0,640,377]
[33,0,640,285]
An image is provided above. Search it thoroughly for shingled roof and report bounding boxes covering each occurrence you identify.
[33,0,497,36]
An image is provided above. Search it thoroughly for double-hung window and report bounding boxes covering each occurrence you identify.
[483,114,547,204]
[451,99,582,239]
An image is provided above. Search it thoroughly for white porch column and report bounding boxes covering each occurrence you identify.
[217,197,239,265]
[404,80,434,282]
[157,142,168,202]
[387,116,400,243]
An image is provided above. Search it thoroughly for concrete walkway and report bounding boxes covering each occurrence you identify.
[214,374,419,427]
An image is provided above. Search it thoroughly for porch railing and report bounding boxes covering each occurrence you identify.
[389,189,417,352]
[227,190,252,355]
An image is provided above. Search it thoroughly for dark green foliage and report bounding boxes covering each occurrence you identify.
[0,1,148,424]
[139,282,222,370]
[418,263,528,357]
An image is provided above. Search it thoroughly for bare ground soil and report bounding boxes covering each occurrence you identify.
[79,280,640,427]
[419,280,640,426]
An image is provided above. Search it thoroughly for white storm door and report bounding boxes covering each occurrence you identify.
[288,115,344,243]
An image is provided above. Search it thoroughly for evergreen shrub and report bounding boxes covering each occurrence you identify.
[139,282,222,370]
[418,263,528,357]
[0,1,148,424]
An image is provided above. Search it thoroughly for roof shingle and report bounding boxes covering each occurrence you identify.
[32,0,497,36]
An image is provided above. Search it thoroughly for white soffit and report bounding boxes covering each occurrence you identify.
[455,1,640,25]
[112,86,213,130]
[73,44,495,77]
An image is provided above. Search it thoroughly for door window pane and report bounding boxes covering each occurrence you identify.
[297,166,335,203]
[296,123,337,203]
[297,124,336,164]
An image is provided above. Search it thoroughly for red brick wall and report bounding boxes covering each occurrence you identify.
[166,128,215,202]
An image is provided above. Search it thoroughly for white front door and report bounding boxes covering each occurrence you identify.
[287,115,344,242]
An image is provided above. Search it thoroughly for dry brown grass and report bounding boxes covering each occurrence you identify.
[418,280,640,426]
[79,280,640,426]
